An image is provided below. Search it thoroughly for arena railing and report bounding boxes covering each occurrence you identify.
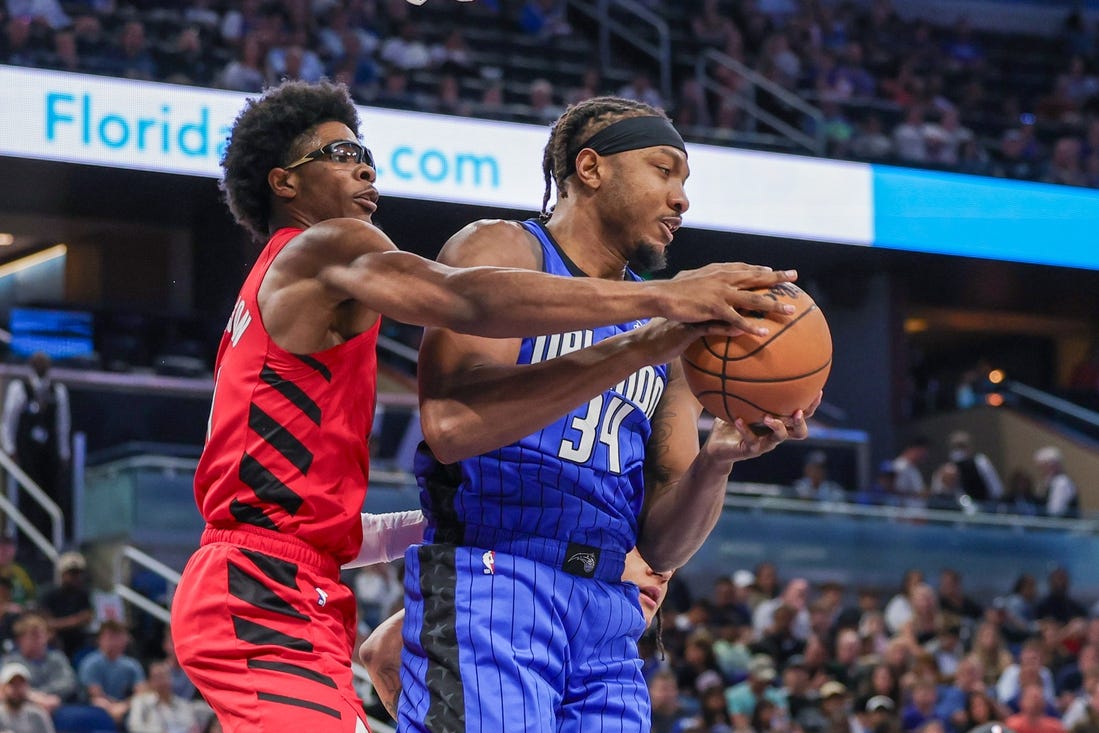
[695,47,826,157]
[569,0,673,103]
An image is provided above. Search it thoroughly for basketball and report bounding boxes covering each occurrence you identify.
[681,282,832,433]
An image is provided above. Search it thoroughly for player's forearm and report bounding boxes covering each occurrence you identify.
[637,441,735,572]
[439,266,668,338]
[420,332,659,464]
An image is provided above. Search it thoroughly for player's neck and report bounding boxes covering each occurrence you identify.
[544,207,628,280]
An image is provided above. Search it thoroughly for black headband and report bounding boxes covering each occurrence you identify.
[565,116,686,176]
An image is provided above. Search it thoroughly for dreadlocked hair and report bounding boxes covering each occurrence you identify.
[220,79,361,241]
[539,95,669,220]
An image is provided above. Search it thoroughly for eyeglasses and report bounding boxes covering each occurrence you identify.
[284,139,374,170]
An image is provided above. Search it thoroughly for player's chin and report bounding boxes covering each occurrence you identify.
[628,241,668,274]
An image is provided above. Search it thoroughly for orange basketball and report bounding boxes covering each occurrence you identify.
[681,282,832,433]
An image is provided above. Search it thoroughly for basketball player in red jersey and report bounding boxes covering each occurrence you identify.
[169,80,801,733]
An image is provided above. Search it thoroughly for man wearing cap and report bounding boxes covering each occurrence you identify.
[36,552,92,659]
[1033,447,1078,518]
[726,654,789,725]
[865,695,900,733]
[0,661,56,733]
[791,451,846,503]
[947,431,1003,504]
[821,681,858,733]
[1,613,78,713]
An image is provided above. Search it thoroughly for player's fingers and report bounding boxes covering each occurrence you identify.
[729,268,798,290]
[727,288,797,315]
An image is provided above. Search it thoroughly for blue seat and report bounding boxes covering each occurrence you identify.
[52,704,117,733]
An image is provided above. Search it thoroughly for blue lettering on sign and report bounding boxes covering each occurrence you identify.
[43,91,229,161]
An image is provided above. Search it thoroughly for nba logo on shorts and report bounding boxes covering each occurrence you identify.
[482,550,495,575]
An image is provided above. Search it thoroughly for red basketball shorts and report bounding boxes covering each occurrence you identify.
[172,526,369,733]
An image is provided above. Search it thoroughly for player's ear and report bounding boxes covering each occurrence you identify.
[573,148,603,190]
[268,167,296,200]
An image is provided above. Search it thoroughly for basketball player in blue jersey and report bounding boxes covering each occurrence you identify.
[398,96,818,733]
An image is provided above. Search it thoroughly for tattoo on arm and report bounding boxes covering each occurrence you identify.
[377,667,401,719]
[645,405,677,490]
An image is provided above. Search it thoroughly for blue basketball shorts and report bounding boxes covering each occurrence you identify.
[397,543,649,733]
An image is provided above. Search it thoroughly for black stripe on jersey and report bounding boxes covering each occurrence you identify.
[256,691,342,719]
[227,562,309,620]
[248,404,314,476]
[415,442,465,544]
[239,453,305,516]
[418,544,466,732]
[247,659,338,689]
[229,499,279,531]
[232,616,313,651]
[261,364,322,426]
[294,354,332,382]
[239,549,299,591]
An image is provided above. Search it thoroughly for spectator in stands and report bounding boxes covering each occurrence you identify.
[885,569,924,635]
[158,628,194,703]
[962,691,1005,733]
[215,33,265,92]
[751,561,781,610]
[755,578,811,641]
[946,431,1004,504]
[999,574,1040,643]
[6,0,69,30]
[1068,678,1099,733]
[379,20,430,71]
[48,29,81,73]
[751,603,807,669]
[566,66,604,106]
[519,0,570,39]
[527,77,563,123]
[691,0,739,50]
[943,16,985,73]
[892,437,930,508]
[939,657,988,730]
[268,42,325,84]
[0,578,18,643]
[0,661,56,733]
[938,568,984,625]
[968,620,1016,690]
[997,640,1057,707]
[649,669,689,733]
[429,28,474,76]
[905,583,943,645]
[1,352,71,545]
[675,631,723,696]
[1001,469,1042,516]
[851,113,894,160]
[790,450,846,502]
[1005,682,1066,733]
[617,71,666,111]
[2,613,78,713]
[126,661,199,733]
[893,105,929,164]
[37,551,93,660]
[78,619,147,725]
[475,80,509,119]
[160,26,215,87]
[822,680,859,733]
[1033,450,1078,518]
[374,66,418,110]
[1044,138,1088,188]
[928,462,962,509]
[1035,568,1088,625]
[428,73,471,117]
[903,678,947,732]
[328,29,379,102]
[108,19,157,80]
[726,654,786,724]
[0,538,33,610]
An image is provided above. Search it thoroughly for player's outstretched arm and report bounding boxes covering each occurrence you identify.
[636,368,815,573]
[359,609,405,720]
[307,219,797,337]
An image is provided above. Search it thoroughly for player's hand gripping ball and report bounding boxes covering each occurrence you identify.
[681,282,832,434]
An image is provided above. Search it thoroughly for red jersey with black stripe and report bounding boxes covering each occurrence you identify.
[194,227,379,565]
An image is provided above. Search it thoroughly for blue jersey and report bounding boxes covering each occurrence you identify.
[418,219,669,577]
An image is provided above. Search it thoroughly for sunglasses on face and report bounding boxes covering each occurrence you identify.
[284,139,375,170]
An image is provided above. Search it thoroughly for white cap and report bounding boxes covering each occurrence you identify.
[1034,446,1062,465]
[0,662,30,684]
